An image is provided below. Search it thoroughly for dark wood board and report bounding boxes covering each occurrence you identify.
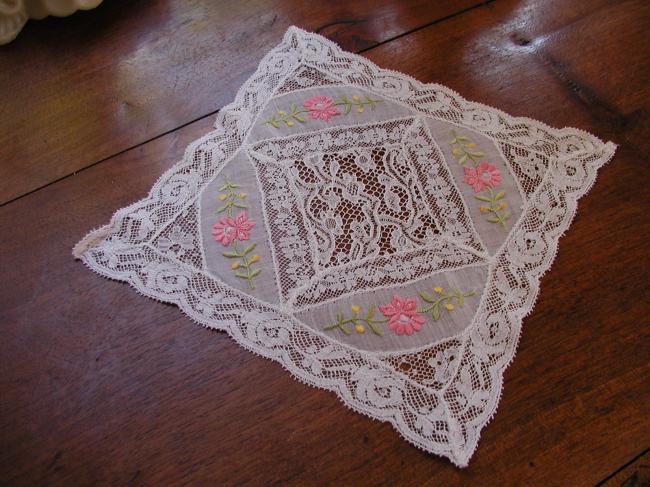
[1,0,649,485]
[0,0,483,204]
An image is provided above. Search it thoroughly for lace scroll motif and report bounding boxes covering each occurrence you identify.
[248,117,485,310]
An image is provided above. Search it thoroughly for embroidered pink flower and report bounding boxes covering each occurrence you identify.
[379,295,425,336]
[463,162,502,193]
[212,211,256,246]
[303,96,340,121]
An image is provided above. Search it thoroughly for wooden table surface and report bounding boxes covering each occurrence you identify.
[1,1,648,485]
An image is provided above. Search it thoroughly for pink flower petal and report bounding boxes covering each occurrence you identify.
[379,304,396,316]
[403,297,417,311]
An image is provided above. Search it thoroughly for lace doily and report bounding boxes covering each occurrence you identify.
[73,26,616,467]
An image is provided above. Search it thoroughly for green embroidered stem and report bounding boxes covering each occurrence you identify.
[263,103,307,128]
[223,241,261,289]
[323,304,387,336]
[333,95,383,114]
[263,95,383,128]
[417,287,475,321]
[476,187,510,229]
[449,129,485,166]
[216,175,249,217]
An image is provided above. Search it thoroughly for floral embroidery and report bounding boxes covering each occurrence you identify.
[417,285,475,321]
[303,95,340,121]
[449,130,511,229]
[263,94,382,128]
[213,176,261,289]
[323,286,475,338]
[216,175,248,217]
[323,303,386,336]
[463,162,501,193]
[213,212,255,246]
[379,295,426,336]
[448,130,485,165]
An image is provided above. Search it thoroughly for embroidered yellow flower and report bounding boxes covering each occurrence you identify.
[231,262,240,270]
[249,254,260,263]
[480,206,489,213]
[357,106,364,113]
[286,120,295,127]
[444,303,455,311]
[353,95,360,101]
[218,194,227,201]
[499,202,507,209]
[239,192,247,199]
[452,148,462,156]
[351,304,361,314]
[433,286,443,294]
[466,142,476,148]
[355,324,365,334]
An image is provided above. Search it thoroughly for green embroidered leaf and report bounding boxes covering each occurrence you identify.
[344,103,351,114]
[449,138,458,145]
[232,202,249,209]
[336,312,343,323]
[487,216,501,223]
[494,191,506,200]
[290,103,297,113]
[418,291,434,303]
[368,323,383,336]
[235,272,250,279]
[457,135,469,141]
[223,251,240,258]
[243,243,257,254]
[467,151,485,157]
[218,184,228,191]
[294,114,306,122]
[366,304,376,319]
[457,294,464,307]
[474,195,492,202]
[458,154,468,165]
[264,117,280,128]
[502,212,511,220]
[432,304,440,321]
[250,269,261,278]
[216,204,231,213]
[229,183,241,189]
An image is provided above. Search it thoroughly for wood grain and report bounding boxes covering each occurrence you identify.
[599,450,649,487]
[0,0,483,204]
[1,0,649,485]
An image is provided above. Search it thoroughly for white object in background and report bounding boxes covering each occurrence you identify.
[0,0,103,45]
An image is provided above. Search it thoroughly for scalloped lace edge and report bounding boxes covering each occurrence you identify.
[73,26,617,467]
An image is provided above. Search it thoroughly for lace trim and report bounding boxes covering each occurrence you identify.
[75,26,616,467]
